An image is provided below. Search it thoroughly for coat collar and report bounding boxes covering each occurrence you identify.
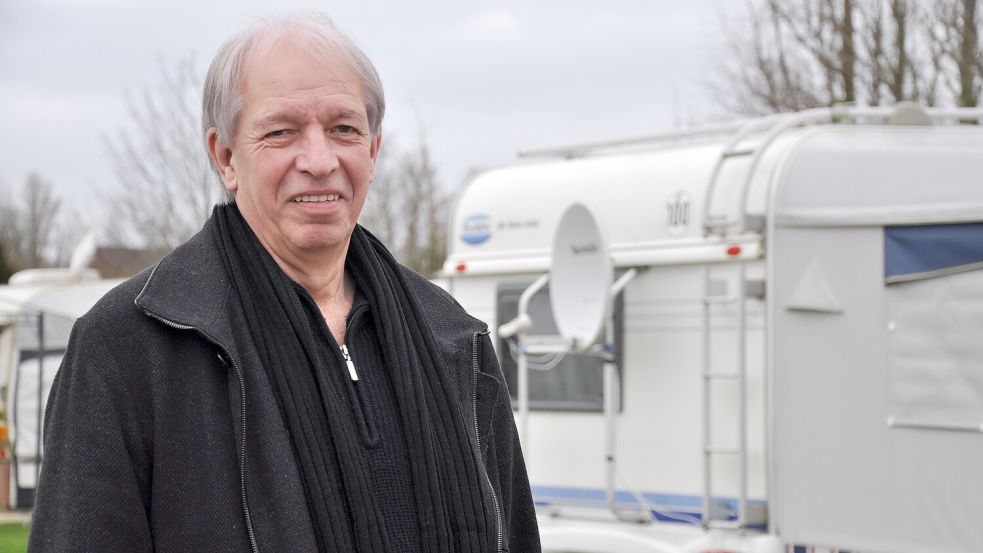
[134,214,488,355]
[134,216,238,348]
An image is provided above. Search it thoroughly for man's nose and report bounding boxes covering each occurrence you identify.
[295,129,340,177]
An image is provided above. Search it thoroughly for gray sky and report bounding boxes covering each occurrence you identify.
[0,0,730,237]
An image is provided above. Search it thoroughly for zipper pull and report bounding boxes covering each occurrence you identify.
[340,344,359,381]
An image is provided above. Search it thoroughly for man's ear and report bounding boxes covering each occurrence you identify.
[207,128,237,193]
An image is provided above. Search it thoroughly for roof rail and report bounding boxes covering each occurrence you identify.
[518,104,983,160]
[702,105,983,237]
[517,120,750,159]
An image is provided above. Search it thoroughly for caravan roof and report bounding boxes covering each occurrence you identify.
[0,276,122,324]
[444,107,983,277]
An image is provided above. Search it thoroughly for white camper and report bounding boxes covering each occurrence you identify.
[441,105,983,553]
[0,238,122,509]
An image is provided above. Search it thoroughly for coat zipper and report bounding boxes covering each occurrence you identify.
[472,330,504,552]
[142,310,261,553]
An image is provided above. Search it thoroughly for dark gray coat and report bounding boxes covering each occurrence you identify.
[29,222,540,553]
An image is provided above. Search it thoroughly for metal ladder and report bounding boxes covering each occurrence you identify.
[700,245,751,530]
[698,107,862,531]
[698,113,790,532]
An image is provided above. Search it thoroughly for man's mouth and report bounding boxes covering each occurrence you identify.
[293,194,340,203]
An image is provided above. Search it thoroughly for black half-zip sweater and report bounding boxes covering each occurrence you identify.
[295,284,421,552]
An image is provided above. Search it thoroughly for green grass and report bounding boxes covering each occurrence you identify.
[0,523,28,553]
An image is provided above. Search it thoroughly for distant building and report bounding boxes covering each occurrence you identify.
[91,247,170,279]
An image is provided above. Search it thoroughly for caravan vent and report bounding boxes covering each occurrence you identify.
[889,102,932,126]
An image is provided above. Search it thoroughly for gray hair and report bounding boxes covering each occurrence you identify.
[201,13,385,199]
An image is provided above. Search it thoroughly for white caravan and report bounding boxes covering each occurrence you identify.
[441,105,983,553]
[0,236,122,509]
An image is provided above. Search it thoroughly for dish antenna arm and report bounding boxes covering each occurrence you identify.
[602,268,649,523]
[499,273,550,456]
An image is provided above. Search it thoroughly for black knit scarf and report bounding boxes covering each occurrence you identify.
[210,204,493,552]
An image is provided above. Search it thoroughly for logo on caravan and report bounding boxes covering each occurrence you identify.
[461,214,492,245]
[570,243,599,255]
[664,190,691,237]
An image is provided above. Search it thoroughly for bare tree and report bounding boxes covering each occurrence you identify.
[103,56,217,249]
[715,0,978,115]
[0,241,11,283]
[887,1,927,100]
[360,135,455,277]
[410,140,450,277]
[860,0,887,105]
[0,173,63,270]
[765,0,859,105]
[858,2,945,105]
[359,138,402,252]
[22,173,62,268]
[715,0,845,114]
[0,183,19,276]
[930,0,983,107]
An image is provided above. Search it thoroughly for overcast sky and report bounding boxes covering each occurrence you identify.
[1,0,731,239]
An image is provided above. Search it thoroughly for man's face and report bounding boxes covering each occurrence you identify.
[210,37,380,263]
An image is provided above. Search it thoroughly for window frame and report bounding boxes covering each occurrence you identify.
[495,279,625,412]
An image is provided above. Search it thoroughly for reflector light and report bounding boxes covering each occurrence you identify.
[726,245,742,257]
[455,262,467,273]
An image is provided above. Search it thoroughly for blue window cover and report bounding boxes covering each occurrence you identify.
[885,222,983,284]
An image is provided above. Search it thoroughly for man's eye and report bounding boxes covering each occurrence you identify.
[265,129,290,139]
[334,125,358,135]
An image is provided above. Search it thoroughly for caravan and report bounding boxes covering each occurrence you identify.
[0,238,123,509]
[441,105,983,553]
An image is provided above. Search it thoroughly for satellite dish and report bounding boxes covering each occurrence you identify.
[69,230,98,275]
[549,203,613,351]
[68,230,98,275]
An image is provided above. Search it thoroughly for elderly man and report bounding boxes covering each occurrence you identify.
[30,14,540,553]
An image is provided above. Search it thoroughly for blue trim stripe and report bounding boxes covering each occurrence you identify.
[885,222,983,282]
[531,485,768,531]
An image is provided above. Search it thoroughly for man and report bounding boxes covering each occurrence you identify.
[30,14,540,553]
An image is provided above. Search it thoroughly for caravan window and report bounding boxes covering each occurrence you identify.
[496,281,623,412]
